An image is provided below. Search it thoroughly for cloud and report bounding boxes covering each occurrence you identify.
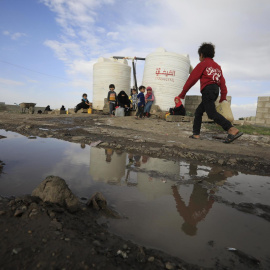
[40,0,270,107]
[0,78,24,86]
[231,102,257,119]
[107,31,119,40]
[2,30,27,40]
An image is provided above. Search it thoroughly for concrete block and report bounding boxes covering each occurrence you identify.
[150,105,162,114]
[265,119,270,125]
[263,114,270,119]
[257,102,265,108]
[264,103,270,108]
[233,120,244,125]
[258,96,270,102]
[166,115,193,122]
[255,119,266,124]
[256,107,269,113]
[256,113,263,119]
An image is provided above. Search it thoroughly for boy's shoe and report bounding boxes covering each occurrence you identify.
[74,108,78,113]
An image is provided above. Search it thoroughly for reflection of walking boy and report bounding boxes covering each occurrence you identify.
[107,84,117,117]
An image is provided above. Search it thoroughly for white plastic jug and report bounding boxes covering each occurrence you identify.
[216,100,234,123]
[115,107,125,117]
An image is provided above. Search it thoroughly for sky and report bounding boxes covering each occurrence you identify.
[0,0,270,119]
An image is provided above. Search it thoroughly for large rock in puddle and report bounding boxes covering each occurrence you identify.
[32,176,79,212]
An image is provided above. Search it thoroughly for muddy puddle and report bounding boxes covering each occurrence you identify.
[0,129,270,269]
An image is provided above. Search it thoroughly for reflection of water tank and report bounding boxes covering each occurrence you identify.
[137,157,180,200]
[93,57,131,110]
[142,48,191,111]
[89,148,126,184]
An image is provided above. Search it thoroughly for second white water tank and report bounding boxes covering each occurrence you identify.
[142,48,191,111]
[93,57,131,110]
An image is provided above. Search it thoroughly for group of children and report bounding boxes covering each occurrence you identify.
[106,84,186,119]
[74,84,186,119]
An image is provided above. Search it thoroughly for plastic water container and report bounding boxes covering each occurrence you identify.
[142,48,191,111]
[93,57,131,110]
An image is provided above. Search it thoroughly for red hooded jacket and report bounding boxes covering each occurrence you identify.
[178,58,227,102]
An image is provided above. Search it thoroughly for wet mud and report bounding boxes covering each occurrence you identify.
[1,114,270,269]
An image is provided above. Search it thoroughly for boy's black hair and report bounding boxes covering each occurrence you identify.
[198,42,215,58]
[139,85,145,90]
[109,84,115,89]
[82,93,87,97]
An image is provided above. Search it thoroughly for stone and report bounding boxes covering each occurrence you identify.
[0,210,6,216]
[92,240,101,247]
[12,248,22,255]
[148,256,155,262]
[14,209,24,217]
[218,159,224,165]
[87,192,107,210]
[32,176,79,212]
[165,262,175,270]
[50,220,63,231]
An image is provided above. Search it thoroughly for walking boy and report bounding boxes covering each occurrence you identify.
[75,93,91,113]
[107,84,117,117]
[135,85,145,119]
[178,42,243,143]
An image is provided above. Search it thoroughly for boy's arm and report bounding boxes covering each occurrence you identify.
[107,92,110,103]
[178,62,206,99]
[219,75,227,103]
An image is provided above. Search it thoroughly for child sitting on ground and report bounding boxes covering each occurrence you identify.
[75,93,91,113]
[135,85,146,119]
[144,86,154,117]
[107,84,117,117]
[129,88,138,111]
[169,97,186,116]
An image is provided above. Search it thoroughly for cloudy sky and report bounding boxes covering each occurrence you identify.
[0,0,269,119]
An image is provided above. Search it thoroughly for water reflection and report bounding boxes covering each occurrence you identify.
[172,165,239,236]
[1,129,270,269]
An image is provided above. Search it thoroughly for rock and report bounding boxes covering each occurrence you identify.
[14,209,24,217]
[87,192,107,210]
[72,136,85,141]
[32,176,79,212]
[12,248,22,255]
[148,256,155,262]
[92,240,101,247]
[29,209,39,218]
[218,159,224,165]
[50,220,63,231]
[117,250,128,259]
[165,262,175,270]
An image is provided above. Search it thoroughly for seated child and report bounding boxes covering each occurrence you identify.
[75,93,91,113]
[169,97,186,116]
[144,86,154,117]
[117,90,131,116]
[44,105,52,112]
[129,88,138,111]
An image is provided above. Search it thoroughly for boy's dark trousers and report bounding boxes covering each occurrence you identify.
[193,84,233,135]
[109,102,116,115]
[76,102,89,111]
[136,105,144,118]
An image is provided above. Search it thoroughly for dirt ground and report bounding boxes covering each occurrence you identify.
[0,112,270,270]
[0,112,269,175]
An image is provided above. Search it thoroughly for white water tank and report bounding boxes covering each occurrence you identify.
[142,48,191,111]
[93,57,131,110]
